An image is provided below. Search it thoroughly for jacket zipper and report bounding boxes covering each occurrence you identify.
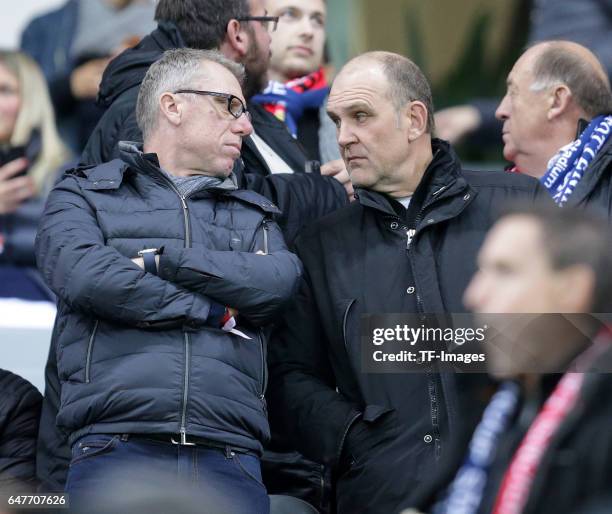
[85,320,99,383]
[157,173,193,440]
[177,191,191,439]
[408,201,441,452]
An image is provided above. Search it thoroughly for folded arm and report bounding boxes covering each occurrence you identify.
[35,177,213,329]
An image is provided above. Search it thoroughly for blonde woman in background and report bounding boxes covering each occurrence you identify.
[0,50,71,301]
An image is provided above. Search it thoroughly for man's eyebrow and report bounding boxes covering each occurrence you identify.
[328,101,373,115]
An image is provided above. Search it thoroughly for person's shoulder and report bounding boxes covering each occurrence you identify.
[462,168,540,192]
[54,159,129,189]
[0,370,42,406]
[23,0,76,29]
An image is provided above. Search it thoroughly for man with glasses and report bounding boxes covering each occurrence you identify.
[81,0,348,245]
[35,48,301,513]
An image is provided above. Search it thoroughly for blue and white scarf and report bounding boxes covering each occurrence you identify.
[541,115,612,206]
[432,381,521,514]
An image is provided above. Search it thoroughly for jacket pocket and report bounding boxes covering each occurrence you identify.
[341,299,357,351]
[84,320,99,383]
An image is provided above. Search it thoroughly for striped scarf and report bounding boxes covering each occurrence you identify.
[541,115,612,206]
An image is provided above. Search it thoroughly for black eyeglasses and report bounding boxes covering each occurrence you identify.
[236,15,279,32]
[173,90,250,120]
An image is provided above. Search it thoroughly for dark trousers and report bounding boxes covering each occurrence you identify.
[65,434,269,514]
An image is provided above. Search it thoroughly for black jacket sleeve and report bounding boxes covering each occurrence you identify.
[35,176,214,328]
[268,268,361,468]
[158,219,302,327]
[240,171,348,245]
[0,370,43,489]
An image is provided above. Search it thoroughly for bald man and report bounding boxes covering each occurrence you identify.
[496,41,612,213]
[269,51,545,513]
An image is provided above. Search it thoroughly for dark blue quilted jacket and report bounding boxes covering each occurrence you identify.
[35,143,302,455]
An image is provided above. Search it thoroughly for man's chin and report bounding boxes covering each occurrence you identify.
[502,145,517,164]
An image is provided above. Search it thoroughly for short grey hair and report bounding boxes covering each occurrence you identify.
[362,51,435,133]
[136,48,245,140]
[529,43,612,118]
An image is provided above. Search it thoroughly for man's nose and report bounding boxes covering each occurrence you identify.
[495,94,510,121]
[337,122,357,147]
[463,272,486,312]
[299,16,315,37]
[235,113,253,137]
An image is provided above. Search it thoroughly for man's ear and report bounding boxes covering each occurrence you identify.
[405,101,429,141]
[547,84,572,121]
[159,92,182,126]
[555,265,595,312]
[222,19,250,60]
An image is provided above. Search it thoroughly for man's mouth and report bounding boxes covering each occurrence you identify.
[346,155,366,164]
[225,143,242,155]
[289,46,314,56]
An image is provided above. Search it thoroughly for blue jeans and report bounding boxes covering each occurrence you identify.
[65,434,269,514]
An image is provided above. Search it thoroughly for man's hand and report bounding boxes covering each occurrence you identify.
[434,105,481,144]
[0,158,35,214]
[70,58,110,99]
[321,159,355,201]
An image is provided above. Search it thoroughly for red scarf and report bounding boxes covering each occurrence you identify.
[492,339,609,514]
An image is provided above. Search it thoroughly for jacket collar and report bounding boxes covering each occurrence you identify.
[356,139,472,219]
[117,141,281,214]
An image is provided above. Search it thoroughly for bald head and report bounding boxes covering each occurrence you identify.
[527,41,612,118]
[337,51,435,132]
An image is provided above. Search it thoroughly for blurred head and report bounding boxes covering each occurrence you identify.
[495,41,612,177]
[326,51,434,195]
[464,203,612,378]
[155,0,272,98]
[0,51,69,190]
[266,0,326,82]
[465,204,612,315]
[137,48,252,177]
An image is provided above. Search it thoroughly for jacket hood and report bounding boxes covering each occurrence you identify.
[97,22,185,108]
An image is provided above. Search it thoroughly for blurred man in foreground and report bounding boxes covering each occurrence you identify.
[405,203,612,514]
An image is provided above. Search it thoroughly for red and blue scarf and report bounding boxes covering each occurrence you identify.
[252,67,330,137]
